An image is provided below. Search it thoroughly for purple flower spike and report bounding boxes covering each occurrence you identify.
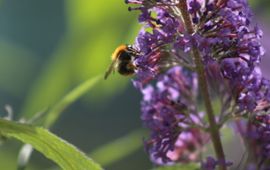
[201,157,218,170]
[127,0,269,114]
[141,66,208,164]
[201,156,232,170]
[124,0,270,168]
[233,115,270,168]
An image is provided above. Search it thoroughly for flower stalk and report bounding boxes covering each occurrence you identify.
[178,1,226,170]
[125,0,269,168]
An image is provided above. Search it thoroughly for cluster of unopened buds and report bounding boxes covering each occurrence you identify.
[105,0,270,169]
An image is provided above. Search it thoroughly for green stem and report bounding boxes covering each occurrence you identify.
[178,1,226,170]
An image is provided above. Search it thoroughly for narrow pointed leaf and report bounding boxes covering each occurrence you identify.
[0,118,103,170]
[43,75,101,128]
[90,129,145,166]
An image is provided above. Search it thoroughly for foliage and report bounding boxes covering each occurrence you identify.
[0,118,102,170]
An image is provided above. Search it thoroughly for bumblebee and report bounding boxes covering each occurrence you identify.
[104,44,140,79]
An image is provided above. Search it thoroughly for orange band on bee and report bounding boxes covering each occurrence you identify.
[111,44,127,60]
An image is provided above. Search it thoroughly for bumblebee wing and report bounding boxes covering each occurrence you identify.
[104,59,117,79]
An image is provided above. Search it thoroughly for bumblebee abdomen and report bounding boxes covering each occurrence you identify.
[117,61,136,76]
[118,50,132,61]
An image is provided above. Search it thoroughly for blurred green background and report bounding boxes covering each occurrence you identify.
[0,0,269,170]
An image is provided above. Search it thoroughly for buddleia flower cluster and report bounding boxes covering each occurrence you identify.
[124,0,269,169]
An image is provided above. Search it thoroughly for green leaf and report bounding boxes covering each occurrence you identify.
[90,129,145,166]
[17,75,101,169]
[20,0,139,118]
[0,118,103,170]
[152,164,199,170]
[47,129,145,170]
[43,75,101,128]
